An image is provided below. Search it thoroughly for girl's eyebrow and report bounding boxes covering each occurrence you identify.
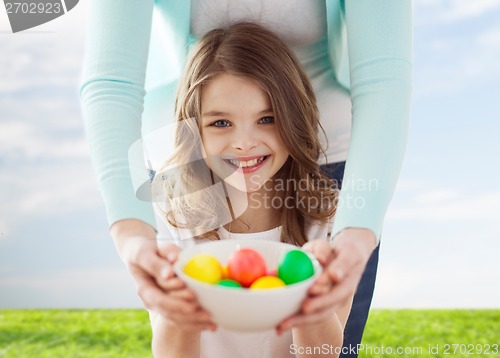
[202,108,273,117]
[202,110,230,117]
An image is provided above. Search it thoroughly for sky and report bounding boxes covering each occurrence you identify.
[0,1,499,309]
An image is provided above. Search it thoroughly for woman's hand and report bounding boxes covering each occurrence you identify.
[154,243,217,332]
[110,219,216,332]
[276,228,376,332]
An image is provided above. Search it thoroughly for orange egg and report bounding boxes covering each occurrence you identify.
[222,265,229,279]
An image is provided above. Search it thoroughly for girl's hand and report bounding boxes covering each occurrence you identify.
[276,228,375,332]
[110,219,216,332]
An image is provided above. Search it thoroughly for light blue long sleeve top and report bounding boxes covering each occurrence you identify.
[80,0,412,241]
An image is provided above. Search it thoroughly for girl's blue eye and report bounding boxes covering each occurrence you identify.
[259,116,274,124]
[211,120,231,127]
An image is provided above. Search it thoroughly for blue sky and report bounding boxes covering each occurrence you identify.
[0,1,499,309]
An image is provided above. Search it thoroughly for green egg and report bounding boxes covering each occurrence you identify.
[278,250,314,285]
[217,279,242,288]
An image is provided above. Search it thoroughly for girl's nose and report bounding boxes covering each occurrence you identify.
[231,129,258,152]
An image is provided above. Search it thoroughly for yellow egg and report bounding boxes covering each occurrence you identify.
[184,253,223,284]
[249,276,286,290]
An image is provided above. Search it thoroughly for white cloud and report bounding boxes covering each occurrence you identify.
[477,26,500,46]
[412,0,500,97]
[0,268,130,290]
[0,121,89,161]
[414,22,500,97]
[373,260,500,308]
[0,37,84,94]
[0,160,102,224]
[413,0,500,24]
[414,189,459,205]
[0,267,142,308]
[0,2,87,95]
[394,180,426,191]
[442,0,500,22]
[387,192,500,221]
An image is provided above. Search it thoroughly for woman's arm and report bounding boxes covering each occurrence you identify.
[80,0,156,228]
[327,0,413,241]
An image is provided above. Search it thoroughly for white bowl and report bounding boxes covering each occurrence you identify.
[173,239,322,332]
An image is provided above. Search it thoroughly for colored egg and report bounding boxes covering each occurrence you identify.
[183,253,223,284]
[250,276,286,290]
[217,279,242,288]
[278,250,314,285]
[266,268,277,277]
[228,248,267,287]
[222,265,229,279]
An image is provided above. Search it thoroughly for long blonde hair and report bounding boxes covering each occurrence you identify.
[153,22,337,246]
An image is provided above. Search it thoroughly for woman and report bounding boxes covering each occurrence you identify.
[80,1,412,356]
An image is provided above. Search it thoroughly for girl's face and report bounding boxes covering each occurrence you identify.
[200,73,289,193]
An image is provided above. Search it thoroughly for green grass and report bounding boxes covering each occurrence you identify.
[0,309,498,357]
[361,310,499,357]
[0,310,152,358]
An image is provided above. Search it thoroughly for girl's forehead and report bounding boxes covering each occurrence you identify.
[201,73,272,109]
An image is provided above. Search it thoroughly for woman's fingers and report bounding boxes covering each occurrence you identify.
[168,287,197,300]
[134,270,198,314]
[128,242,176,288]
[302,274,357,319]
[119,236,216,332]
[133,242,184,291]
[162,277,187,291]
[157,243,181,263]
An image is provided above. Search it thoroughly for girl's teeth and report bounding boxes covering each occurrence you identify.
[228,156,266,168]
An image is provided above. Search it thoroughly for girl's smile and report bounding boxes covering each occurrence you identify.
[223,155,270,173]
[200,73,289,192]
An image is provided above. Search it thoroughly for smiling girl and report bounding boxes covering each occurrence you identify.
[149,22,352,358]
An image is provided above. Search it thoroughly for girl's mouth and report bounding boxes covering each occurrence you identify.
[223,155,270,172]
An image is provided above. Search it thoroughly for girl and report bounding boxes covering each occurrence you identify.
[150,22,353,358]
